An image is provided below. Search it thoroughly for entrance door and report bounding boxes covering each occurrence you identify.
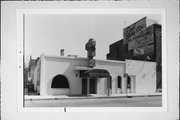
[127,76,136,93]
[82,78,97,94]
[89,78,96,94]
[82,78,87,95]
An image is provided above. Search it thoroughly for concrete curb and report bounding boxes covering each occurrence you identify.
[25,93,162,101]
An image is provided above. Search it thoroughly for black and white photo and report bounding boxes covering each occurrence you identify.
[23,13,162,107]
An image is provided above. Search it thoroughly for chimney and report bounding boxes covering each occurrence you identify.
[60,49,64,56]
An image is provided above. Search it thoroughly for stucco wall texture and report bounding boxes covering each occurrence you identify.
[34,54,156,96]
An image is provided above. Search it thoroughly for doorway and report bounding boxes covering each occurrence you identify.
[127,75,136,93]
[82,78,97,94]
[127,76,131,89]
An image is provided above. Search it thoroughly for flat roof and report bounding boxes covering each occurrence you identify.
[74,66,108,71]
[42,54,155,65]
[42,54,126,64]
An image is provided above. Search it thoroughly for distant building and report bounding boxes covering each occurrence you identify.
[24,56,39,89]
[107,17,162,90]
[31,54,157,96]
[106,39,128,61]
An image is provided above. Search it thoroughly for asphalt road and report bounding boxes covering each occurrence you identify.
[25,96,162,107]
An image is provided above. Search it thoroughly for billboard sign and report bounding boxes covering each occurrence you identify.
[133,48,144,56]
[123,17,146,44]
[128,25,154,50]
[142,44,154,54]
[133,44,154,56]
[128,40,138,50]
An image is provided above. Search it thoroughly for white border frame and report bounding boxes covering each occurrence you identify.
[17,8,167,113]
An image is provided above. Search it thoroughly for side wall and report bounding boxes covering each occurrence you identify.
[126,59,156,94]
[33,59,41,93]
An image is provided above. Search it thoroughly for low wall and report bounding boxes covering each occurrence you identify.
[50,88,70,95]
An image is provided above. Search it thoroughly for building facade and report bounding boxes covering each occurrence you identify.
[24,56,39,93]
[32,54,157,96]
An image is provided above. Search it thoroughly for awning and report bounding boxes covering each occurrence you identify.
[81,69,110,78]
[74,66,93,71]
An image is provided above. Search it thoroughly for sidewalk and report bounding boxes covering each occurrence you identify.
[25,93,162,101]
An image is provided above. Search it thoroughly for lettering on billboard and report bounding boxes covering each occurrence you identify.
[128,40,138,50]
[133,44,154,56]
[141,44,154,54]
[123,17,146,44]
[133,48,144,56]
[128,25,154,50]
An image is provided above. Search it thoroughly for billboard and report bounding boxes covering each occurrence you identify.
[133,44,154,57]
[128,40,138,50]
[128,25,154,50]
[133,48,144,56]
[123,17,146,44]
[155,26,162,63]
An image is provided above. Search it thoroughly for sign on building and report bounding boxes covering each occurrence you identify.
[128,25,154,50]
[85,38,96,67]
[123,17,157,45]
[133,48,144,56]
[123,17,146,44]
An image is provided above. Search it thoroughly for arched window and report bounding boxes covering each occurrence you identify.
[51,75,69,88]
[127,76,131,89]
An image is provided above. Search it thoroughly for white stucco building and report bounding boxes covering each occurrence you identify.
[33,54,157,96]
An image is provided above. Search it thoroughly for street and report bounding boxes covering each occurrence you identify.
[25,96,162,107]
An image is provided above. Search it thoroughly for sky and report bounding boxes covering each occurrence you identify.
[25,14,161,63]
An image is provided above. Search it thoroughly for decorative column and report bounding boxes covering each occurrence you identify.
[107,76,110,96]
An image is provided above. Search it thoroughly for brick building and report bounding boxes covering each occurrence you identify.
[24,56,40,93]
[107,17,162,90]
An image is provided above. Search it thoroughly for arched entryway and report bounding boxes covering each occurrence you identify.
[51,74,70,95]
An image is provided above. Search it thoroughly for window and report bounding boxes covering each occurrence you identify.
[51,75,69,88]
[127,76,131,88]
[118,76,122,88]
